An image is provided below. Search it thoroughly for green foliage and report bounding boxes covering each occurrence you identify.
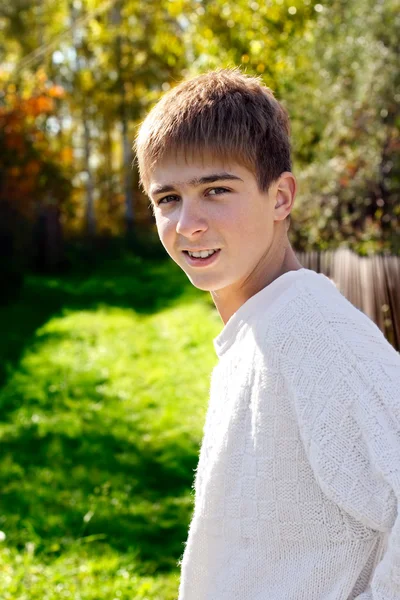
[287,0,400,253]
[183,0,318,81]
[0,254,220,598]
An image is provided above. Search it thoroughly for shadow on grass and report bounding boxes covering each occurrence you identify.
[0,420,197,571]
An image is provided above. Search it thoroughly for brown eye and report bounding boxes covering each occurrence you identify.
[158,195,179,205]
[207,187,229,196]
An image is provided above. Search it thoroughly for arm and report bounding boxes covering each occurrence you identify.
[289,322,400,599]
[349,360,400,600]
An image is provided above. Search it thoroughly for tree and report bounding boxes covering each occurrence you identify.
[0,76,71,280]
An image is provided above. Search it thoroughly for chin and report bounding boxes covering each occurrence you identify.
[186,276,214,291]
[186,273,230,292]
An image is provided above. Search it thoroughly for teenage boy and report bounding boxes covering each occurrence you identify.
[135,69,400,600]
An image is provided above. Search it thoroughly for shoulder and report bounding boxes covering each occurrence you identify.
[272,270,397,354]
[296,272,399,367]
[263,270,400,393]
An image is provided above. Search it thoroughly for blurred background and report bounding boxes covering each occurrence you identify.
[0,0,399,598]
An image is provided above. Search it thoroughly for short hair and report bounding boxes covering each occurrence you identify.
[135,68,292,195]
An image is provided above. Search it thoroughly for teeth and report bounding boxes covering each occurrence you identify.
[188,249,218,258]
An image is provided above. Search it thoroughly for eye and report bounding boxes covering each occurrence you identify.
[157,194,179,205]
[206,187,230,196]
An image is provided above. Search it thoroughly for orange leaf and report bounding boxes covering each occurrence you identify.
[36,96,55,113]
[60,147,74,164]
[48,85,65,99]
[23,96,54,116]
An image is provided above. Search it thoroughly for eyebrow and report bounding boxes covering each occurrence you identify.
[150,172,243,197]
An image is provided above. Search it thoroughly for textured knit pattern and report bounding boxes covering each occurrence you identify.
[177,269,400,600]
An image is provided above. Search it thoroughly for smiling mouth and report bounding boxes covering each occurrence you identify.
[182,248,221,265]
[184,249,220,259]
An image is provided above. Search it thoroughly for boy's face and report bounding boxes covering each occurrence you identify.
[148,151,283,293]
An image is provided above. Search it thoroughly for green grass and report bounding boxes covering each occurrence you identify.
[0,253,221,598]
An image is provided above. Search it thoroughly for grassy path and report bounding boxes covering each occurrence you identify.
[0,254,221,599]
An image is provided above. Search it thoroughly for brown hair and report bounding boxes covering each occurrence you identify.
[135,68,292,195]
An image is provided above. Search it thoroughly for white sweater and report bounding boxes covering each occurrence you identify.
[177,268,400,600]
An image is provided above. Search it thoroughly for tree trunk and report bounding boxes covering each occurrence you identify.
[112,0,135,236]
[70,0,96,236]
[83,105,96,236]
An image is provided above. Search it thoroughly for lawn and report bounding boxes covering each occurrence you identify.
[0,251,221,599]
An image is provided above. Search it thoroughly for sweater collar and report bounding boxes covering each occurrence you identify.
[213,268,308,357]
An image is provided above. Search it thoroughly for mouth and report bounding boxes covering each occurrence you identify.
[182,248,221,267]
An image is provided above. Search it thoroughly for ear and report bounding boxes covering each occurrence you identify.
[273,172,297,222]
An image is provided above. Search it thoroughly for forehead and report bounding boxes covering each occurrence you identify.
[148,150,255,194]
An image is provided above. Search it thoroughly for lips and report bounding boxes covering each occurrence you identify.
[182,248,221,253]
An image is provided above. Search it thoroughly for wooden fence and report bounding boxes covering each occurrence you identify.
[297,249,400,351]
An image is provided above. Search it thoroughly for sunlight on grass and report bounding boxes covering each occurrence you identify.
[0,545,180,599]
[0,279,221,598]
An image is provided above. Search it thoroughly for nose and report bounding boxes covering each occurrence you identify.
[176,199,208,238]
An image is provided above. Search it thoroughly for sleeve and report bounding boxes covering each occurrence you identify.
[290,329,400,600]
[350,377,400,600]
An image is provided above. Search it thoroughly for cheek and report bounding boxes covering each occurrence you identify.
[155,214,176,248]
[223,205,264,238]
[238,202,271,236]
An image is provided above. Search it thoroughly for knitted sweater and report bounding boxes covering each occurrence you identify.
[177,268,400,600]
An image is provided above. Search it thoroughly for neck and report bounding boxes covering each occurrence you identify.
[210,234,303,325]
